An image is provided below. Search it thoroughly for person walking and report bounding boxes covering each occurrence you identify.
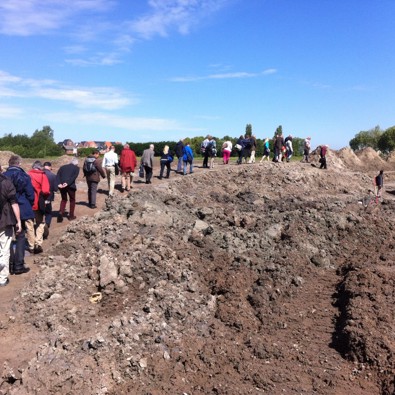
[83,150,106,208]
[141,144,155,184]
[248,135,257,163]
[57,158,80,222]
[260,138,270,162]
[183,142,194,175]
[159,145,172,179]
[284,135,293,162]
[201,136,210,168]
[0,173,22,286]
[303,137,311,163]
[222,140,232,164]
[319,145,328,169]
[28,161,50,254]
[273,133,284,162]
[374,170,384,198]
[3,155,34,275]
[119,144,137,192]
[175,139,184,173]
[42,161,58,237]
[102,145,118,196]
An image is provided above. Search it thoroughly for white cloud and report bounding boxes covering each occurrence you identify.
[0,70,135,110]
[170,68,277,82]
[130,0,232,39]
[0,0,114,36]
[0,105,23,118]
[48,111,202,133]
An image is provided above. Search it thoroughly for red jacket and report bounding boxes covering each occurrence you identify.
[28,169,50,211]
[120,148,137,173]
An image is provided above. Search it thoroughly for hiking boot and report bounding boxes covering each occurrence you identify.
[69,215,77,221]
[57,214,63,223]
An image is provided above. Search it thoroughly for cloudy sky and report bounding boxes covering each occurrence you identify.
[0,0,394,148]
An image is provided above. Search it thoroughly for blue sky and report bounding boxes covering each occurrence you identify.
[0,0,394,149]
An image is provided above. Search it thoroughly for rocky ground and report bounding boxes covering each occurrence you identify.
[1,148,395,395]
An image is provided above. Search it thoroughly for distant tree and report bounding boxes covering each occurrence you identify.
[349,126,382,151]
[273,125,283,139]
[245,124,252,137]
[0,125,61,158]
[377,126,395,153]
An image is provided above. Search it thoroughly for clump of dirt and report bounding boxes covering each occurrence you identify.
[2,156,395,395]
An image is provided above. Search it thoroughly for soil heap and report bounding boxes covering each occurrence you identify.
[1,157,395,395]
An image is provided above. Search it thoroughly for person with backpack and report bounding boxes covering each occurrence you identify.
[0,173,22,286]
[202,135,211,168]
[284,135,293,162]
[159,145,172,179]
[182,142,194,175]
[28,161,50,254]
[83,150,106,208]
[3,155,34,274]
[57,158,80,222]
[207,137,217,169]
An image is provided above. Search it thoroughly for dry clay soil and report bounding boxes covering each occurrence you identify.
[1,148,395,395]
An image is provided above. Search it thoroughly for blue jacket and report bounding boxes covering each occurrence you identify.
[3,166,35,220]
[182,146,194,162]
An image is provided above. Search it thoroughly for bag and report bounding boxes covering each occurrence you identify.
[83,157,97,175]
[200,141,207,154]
[244,140,252,149]
[139,164,145,178]
[319,157,324,164]
[167,155,173,164]
[222,142,228,149]
[211,148,217,156]
[235,144,242,151]
[115,162,120,176]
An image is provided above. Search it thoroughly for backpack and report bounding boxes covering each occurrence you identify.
[83,157,97,174]
[200,140,208,154]
[244,139,252,149]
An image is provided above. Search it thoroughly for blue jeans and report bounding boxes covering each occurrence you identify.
[177,157,183,172]
[183,160,193,174]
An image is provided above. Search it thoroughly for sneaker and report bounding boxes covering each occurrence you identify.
[0,279,9,287]
[34,246,43,254]
[90,205,97,209]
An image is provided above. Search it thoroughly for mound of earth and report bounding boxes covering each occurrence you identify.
[2,161,395,394]
[0,151,16,168]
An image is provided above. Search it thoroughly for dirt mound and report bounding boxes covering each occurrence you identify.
[2,162,395,394]
[0,150,16,168]
[355,147,387,169]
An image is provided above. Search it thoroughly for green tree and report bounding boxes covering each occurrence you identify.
[245,124,252,137]
[377,126,395,153]
[349,126,382,151]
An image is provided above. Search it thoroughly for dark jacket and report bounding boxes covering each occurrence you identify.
[44,169,58,201]
[84,156,105,183]
[57,163,80,190]
[3,166,35,221]
[175,141,184,158]
[0,174,18,228]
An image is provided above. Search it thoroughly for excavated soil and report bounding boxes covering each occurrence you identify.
[1,149,395,395]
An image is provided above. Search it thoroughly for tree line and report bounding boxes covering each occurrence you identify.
[349,125,395,153]
[0,124,310,159]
